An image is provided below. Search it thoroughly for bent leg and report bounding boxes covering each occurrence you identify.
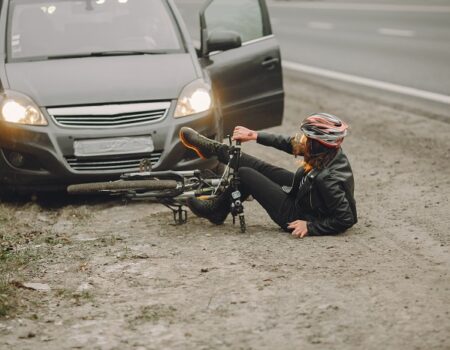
[238,167,295,229]
[234,153,294,187]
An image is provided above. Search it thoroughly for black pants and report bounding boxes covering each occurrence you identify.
[230,153,299,230]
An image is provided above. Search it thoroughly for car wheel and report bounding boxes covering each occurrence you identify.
[0,186,31,203]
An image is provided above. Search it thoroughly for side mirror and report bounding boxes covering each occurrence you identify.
[205,30,242,55]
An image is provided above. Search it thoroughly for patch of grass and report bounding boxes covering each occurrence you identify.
[65,206,93,222]
[55,288,94,306]
[99,235,118,247]
[41,233,71,246]
[0,278,17,318]
[129,304,177,326]
[116,245,132,260]
[0,245,41,318]
[0,204,45,318]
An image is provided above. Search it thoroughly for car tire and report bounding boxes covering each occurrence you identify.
[0,186,31,203]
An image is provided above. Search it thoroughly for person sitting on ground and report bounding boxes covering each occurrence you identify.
[179,113,357,238]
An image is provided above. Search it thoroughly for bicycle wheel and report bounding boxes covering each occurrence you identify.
[67,179,178,195]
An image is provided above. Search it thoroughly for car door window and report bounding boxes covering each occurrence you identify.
[204,0,264,43]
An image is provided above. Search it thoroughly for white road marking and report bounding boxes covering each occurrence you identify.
[268,1,450,13]
[308,22,334,30]
[378,28,415,37]
[283,60,450,105]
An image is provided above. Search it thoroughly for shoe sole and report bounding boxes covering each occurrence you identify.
[179,129,207,159]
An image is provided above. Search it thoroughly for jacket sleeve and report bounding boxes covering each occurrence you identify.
[256,132,293,154]
[307,174,356,236]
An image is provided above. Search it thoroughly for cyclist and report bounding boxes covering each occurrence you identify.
[179,113,357,238]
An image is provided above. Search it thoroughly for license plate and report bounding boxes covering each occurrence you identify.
[74,136,154,157]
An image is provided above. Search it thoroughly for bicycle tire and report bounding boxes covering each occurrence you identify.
[67,179,178,195]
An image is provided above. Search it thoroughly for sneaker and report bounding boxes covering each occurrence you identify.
[186,189,231,225]
[179,127,228,162]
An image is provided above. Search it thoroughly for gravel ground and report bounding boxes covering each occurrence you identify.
[0,71,449,350]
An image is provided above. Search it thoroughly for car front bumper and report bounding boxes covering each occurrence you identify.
[0,102,220,190]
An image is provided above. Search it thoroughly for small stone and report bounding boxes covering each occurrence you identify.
[22,283,51,292]
[132,253,150,259]
[19,331,36,339]
[37,214,51,223]
[76,282,92,293]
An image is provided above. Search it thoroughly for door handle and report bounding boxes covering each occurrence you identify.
[261,57,279,68]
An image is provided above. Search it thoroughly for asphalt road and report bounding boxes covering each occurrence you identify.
[268,1,450,96]
[175,1,450,107]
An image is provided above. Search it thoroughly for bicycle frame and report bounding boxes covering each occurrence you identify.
[67,138,247,232]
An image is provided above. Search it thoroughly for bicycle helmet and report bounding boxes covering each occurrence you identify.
[300,113,348,148]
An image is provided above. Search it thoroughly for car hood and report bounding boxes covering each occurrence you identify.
[5,54,198,106]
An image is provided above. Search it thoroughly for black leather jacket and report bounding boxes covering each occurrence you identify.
[257,132,357,235]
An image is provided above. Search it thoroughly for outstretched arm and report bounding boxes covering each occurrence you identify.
[232,126,258,142]
[233,126,296,155]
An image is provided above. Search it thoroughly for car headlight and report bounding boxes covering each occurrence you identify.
[0,90,47,126]
[174,79,212,118]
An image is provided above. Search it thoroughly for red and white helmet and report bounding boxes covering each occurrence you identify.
[300,113,348,148]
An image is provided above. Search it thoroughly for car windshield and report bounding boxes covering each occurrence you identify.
[7,0,183,61]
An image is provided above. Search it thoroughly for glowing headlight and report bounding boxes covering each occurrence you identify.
[0,90,47,126]
[174,79,212,118]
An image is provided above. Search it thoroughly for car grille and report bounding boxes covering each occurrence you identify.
[47,102,171,128]
[65,152,163,172]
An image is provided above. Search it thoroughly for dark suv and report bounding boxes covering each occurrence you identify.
[0,0,283,191]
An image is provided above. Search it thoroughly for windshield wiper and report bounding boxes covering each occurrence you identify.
[45,51,168,60]
[91,50,168,56]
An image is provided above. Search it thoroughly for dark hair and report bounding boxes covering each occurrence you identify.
[303,138,337,171]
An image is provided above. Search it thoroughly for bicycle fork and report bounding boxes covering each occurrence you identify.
[228,137,246,233]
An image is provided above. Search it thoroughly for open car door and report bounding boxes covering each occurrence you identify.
[199,0,284,136]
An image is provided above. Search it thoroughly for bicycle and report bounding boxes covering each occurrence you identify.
[67,138,247,233]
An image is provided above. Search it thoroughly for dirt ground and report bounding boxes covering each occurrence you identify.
[0,72,449,350]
